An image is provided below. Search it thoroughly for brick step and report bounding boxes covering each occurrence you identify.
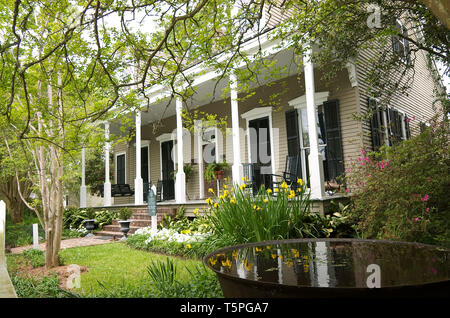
[102,225,142,234]
[112,219,151,227]
[95,230,124,239]
[131,213,152,220]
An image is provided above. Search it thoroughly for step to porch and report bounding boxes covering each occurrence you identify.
[94,207,177,239]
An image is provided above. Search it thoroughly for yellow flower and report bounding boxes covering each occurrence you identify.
[266,246,271,249]
[224,190,230,197]
[242,177,249,182]
[255,247,263,252]
[327,228,333,233]
[206,198,213,205]
[193,208,199,215]
[232,250,238,260]
[291,249,300,258]
[267,189,272,194]
[219,195,224,200]
[281,182,288,189]
[214,203,219,208]
[288,190,296,199]
[297,188,302,193]
[253,205,257,210]
[224,185,228,190]
[297,178,304,186]
[221,258,232,267]
[274,188,279,193]
[186,244,192,249]
[264,198,268,203]
[209,258,217,266]
[271,254,277,259]
[230,198,236,204]
[208,188,214,194]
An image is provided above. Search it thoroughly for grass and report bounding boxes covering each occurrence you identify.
[58,242,204,296]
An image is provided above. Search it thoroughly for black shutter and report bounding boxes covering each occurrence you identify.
[404,116,411,139]
[285,109,302,179]
[117,154,125,184]
[323,100,344,181]
[369,98,385,150]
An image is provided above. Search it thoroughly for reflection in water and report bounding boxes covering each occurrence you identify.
[207,241,450,288]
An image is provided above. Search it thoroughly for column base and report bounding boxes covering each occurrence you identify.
[175,172,186,203]
[134,178,144,205]
[308,153,325,200]
[232,163,243,185]
[80,185,87,208]
[103,182,111,206]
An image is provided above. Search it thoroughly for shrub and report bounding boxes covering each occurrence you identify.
[345,114,450,246]
[63,208,117,232]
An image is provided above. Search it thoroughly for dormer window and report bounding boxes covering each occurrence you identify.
[392,20,411,64]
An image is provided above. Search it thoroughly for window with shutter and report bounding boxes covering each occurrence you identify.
[322,100,344,181]
[369,98,386,151]
[285,109,302,180]
[392,20,411,64]
[116,154,126,184]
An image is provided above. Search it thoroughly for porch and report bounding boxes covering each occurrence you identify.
[78,34,359,215]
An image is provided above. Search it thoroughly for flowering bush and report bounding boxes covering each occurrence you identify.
[345,114,450,246]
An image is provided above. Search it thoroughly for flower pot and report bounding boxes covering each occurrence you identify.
[215,170,223,180]
[118,220,131,240]
[83,219,95,237]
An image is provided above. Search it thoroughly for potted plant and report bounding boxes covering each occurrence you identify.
[83,208,96,237]
[117,207,133,240]
[205,162,218,182]
[215,162,229,180]
[170,164,194,183]
[183,164,194,183]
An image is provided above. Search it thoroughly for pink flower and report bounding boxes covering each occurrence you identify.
[425,207,430,213]
[413,217,419,223]
[427,177,433,181]
[421,194,429,202]
[360,149,366,155]
[345,188,350,193]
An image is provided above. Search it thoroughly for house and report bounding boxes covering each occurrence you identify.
[78,5,443,216]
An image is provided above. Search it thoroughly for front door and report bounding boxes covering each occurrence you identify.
[161,141,175,200]
[249,117,272,190]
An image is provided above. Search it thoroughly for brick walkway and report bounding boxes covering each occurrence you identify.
[9,236,115,255]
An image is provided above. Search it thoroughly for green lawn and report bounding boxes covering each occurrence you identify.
[58,242,205,297]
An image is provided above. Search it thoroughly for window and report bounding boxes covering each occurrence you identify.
[369,98,411,150]
[116,153,126,184]
[392,20,411,64]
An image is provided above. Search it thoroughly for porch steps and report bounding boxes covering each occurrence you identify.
[94,207,177,239]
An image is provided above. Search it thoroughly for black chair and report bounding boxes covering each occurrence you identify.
[242,163,256,194]
[156,180,163,202]
[269,155,300,192]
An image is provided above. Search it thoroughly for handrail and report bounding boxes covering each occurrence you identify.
[0,200,18,298]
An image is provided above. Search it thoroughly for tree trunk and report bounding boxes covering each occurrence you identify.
[0,176,32,224]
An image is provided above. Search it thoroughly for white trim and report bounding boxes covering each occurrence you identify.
[241,107,275,179]
[114,151,127,184]
[288,91,330,109]
[156,133,176,142]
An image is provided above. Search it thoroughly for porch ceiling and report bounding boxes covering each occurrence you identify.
[109,46,303,136]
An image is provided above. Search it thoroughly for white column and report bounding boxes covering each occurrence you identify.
[195,120,205,199]
[80,147,87,208]
[104,122,112,206]
[303,47,325,200]
[134,111,144,205]
[175,97,186,203]
[230,73,243,185]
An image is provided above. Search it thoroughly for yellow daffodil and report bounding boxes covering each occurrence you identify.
[255,247,263,252]
[297,188,302,193]
[242,177,249,182]
[240,184,246,191]
[224,184,228,189]
[230,198,236,204]
[291,249,300,258]
[208,188,214,194]
[206,198,213,205]
[214,203,219,208]
[232,250,238,260]
[221,258,232,267]
[281,182,288,190]
[266,246,271,249]
[224,190,230,197]
[186,244,192,249]
[209,258,217,266]
[297,178,304,186]
[193,208,199,215]
[267,188,272,194]
[288,190,296,198]
[274,188,279,193]
[271,254,277,259]
[264,198,269,203]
